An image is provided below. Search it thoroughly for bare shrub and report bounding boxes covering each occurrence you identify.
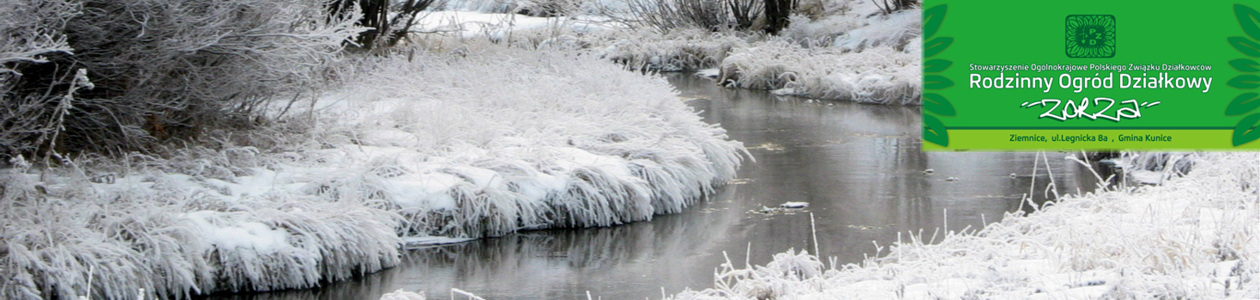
[433,0,583,16]
[517,0,585,17]
[0,0,81,161]
[624,0,731,32]
[727,0,762,31]
[618,0,796,34]
[13,0,362,157]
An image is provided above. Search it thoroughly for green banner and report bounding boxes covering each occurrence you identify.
[921,1,1260,150]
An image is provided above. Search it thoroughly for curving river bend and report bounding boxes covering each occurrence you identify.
[210,73,1107,300]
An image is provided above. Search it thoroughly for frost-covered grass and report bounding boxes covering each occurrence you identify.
[419,0,922,105]
[669,153,1260,299]
[414,10,614,42]
[0,47,746,299]
[591,28,753,72]
[714,2,921,104]
[434,0,612,16]
[287,46,746,237]
[718,39,919,105]
[1116,152,1196,185]
[0,163,402,299]
[410,10,751,72]
[381,289,427,300]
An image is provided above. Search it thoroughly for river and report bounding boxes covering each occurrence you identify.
[209,73,1108,300]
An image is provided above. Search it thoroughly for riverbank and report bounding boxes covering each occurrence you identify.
[282,73,1099,300]
[0,48,746,299]
[411,0,922,104]
[5,0,916,297]
[669,153,1260,299]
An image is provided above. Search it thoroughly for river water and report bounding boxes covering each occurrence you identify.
[212,74,1107,300]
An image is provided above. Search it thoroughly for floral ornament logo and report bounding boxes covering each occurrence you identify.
[1065,15,1116,58]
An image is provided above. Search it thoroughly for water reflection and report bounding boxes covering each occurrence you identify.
[215,74,1107,300]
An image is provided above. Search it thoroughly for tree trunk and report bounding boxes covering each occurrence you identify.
[762,0,793,35]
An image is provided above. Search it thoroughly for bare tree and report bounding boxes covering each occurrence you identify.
[761,0,796,34]
[329,0,439,51]
[727,0,762,31]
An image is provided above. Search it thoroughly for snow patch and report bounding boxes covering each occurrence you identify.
[1,48,745,299]
[780,202,809,209]
[670,153,1260,299]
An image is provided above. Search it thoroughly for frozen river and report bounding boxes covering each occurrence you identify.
[212,73,1107,300]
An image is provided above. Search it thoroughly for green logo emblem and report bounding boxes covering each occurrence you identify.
[1065,15,1116,58]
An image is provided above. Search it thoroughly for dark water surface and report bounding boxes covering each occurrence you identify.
[213,74,1106,300]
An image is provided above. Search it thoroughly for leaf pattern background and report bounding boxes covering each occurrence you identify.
[1231,4,1260,146]
[922,4,953,147]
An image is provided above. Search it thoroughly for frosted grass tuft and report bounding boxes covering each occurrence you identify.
[669,153,1260,299]
[1,47,745,299]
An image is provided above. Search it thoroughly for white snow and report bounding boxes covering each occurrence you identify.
[590,28,754,72]
[410,0,922,105]
[707,0,923,105]
[380,289,427,300]
[566,0,924,105]
[414,10,613,40]
[780,202,809,209]
[401,236,477,247]
[186,211,290,253]
[1,46,746,299]
[719,39,920,104]
[669,153,1260,299]
[287,47,748,237]
[696,68,721,79]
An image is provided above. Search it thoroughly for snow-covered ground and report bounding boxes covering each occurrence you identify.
[412,0,922,105]
[287,47,746,237]
[1,1,986,299]
[666,153,1260,299]
[715,3,921,104]
[0,47,746,299]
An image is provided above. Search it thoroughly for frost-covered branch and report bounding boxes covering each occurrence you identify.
[0,0,81,160]
[44,0,360,154]
[330,0,439,50]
